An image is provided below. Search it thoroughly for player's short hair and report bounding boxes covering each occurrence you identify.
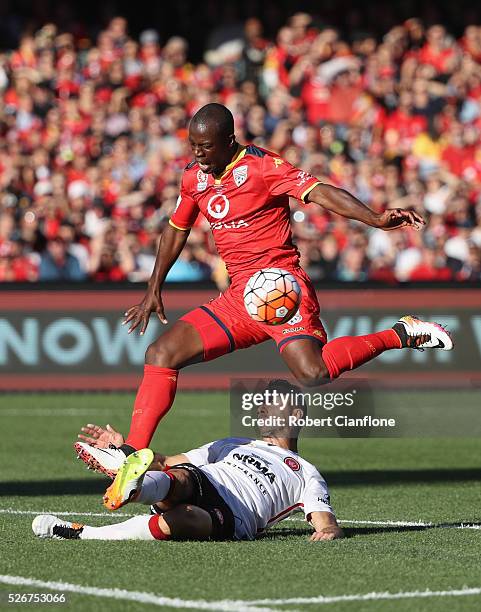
[190,103,234,138]
[264,379,307,416]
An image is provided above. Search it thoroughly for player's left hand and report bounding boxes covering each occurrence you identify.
[310,526,344,541]
[375,208,425,231]
[77,423,124,448]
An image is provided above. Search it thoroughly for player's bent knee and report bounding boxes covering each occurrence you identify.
[293,361,330,387]
[145,340,176,368]
[162,504,212,540]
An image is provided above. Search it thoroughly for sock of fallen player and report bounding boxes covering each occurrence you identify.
[80,515,169,540]
[135,471,175,505]
[123,365,178,451]
[321,330,402,379]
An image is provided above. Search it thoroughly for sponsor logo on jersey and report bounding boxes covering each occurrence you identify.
[197,170,208,191]
[287,312,303,325]
[225,461,269,495]
[207,194,230,219]
[317,493,331,505]
[284,457,301,471]
[210,219,249,230]
[282,326,305,334]
[233,165,248,187]
[273,158,284,167]
[233,453,276,483]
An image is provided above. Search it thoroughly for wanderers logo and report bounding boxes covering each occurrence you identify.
[284,457,301,471]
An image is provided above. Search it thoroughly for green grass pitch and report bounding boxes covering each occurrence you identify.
[1,391,481,611]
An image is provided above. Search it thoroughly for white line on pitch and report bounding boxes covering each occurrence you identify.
[1,575,480,610]
[0,406,216,417]
[247,586,481,606]
[285,516,481,529]
[339,518,481,529]
[1,508,480,529]
[0,408,118,417]
[0,575,277,612]
[0,508,139,518]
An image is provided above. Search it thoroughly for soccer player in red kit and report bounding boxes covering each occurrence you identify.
[75,103,452,472]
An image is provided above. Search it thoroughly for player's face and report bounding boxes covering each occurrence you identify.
[188,124,234,175]
[257,401,302,439]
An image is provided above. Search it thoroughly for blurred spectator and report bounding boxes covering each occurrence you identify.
[39,236,85,281]
[0,13,481,286]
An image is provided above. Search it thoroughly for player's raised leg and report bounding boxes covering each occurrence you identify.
[282,315,453,386]
[122,320,204,453]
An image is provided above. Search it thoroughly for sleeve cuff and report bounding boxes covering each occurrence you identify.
[169,219,191,231]
[300,181,322,203]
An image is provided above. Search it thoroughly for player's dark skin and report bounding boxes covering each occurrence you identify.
[123,111,425,386]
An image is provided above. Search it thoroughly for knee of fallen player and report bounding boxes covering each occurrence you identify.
[164,467,196,505]
[161,504,212,540]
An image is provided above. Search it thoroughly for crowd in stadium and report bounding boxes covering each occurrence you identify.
[1,12,481,284]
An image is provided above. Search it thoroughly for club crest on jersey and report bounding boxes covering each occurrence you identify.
[233,165,248,187]
[273,158,284,167]
[197,170,208,192]
[207,194,230,219]
[284,457,301,471]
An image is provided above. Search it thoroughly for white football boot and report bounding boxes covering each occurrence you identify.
[74,442,127,478]
[393,315,453,351]
[32,515,84,539]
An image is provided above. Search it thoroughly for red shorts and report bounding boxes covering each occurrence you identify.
[181,267,327,362]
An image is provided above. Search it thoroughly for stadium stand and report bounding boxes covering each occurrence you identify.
[1,8,481,284]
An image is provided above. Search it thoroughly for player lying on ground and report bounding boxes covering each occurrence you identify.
[76,103,453,472]
[34,381,343,542]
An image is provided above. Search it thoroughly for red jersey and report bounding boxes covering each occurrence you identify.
[170,145,320,280]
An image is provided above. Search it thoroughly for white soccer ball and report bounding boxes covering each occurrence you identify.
[243,268,301,325]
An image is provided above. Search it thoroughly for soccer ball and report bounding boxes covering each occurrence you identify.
[243,268,301,325]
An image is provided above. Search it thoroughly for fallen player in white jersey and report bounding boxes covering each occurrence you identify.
[33,380,343,542]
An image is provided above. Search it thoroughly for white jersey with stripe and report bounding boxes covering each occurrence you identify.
[184,437,333,540]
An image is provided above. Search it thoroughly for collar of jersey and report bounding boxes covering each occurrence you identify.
[213,145,247,184]
[252,439,300,455]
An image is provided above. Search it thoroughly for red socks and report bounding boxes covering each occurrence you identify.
[125,365,178,449]
[322,330,401,379]
[148,516,170,540]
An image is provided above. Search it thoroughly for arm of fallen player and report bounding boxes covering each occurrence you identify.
[77,423,190,468]
[307,511,344,541]
[77,424,124,448]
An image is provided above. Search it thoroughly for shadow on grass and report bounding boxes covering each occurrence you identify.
[2,467,481,497]
[1,478,107,496]
[322,467,481,487]
[260,522,481,540]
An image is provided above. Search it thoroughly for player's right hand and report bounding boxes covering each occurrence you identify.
[123,289,167,335]
[77,423,124,448]
[309,526,344,541]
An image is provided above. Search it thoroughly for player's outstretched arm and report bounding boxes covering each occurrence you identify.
[123,224,190,334]
[308,511,344,541]
[306,184,425,231]
[77,423,189,468]
[78,423,124,448]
